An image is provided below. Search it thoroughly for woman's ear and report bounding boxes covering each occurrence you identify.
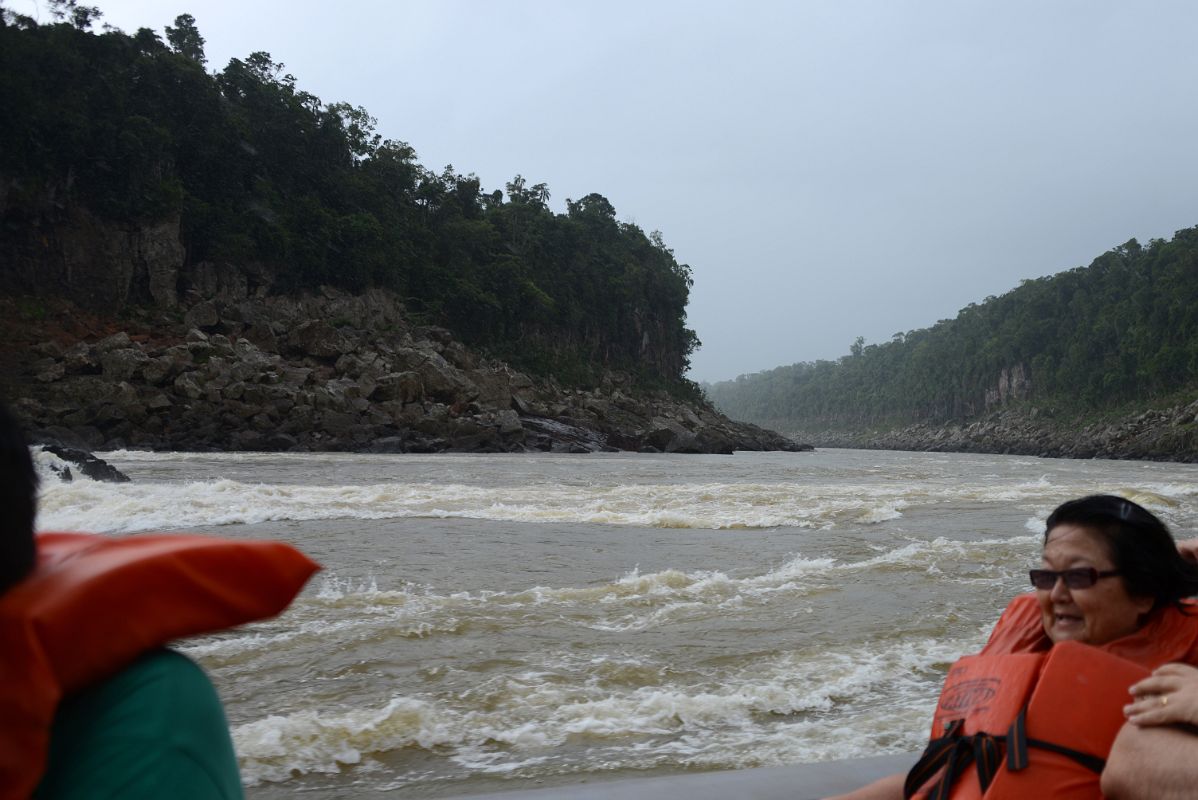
[1133,593,1155,616]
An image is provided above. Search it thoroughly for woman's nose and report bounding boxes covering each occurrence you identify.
[1049,574,1071,601]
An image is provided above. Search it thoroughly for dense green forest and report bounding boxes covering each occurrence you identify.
[707,228,1198,430]
[0,3,699,389]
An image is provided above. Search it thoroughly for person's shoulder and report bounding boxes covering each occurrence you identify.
[1002,593,1039,613]
[36,649,244,800]
[980,593,1048,655]
[90,649,221,715]
[1155,600,1198,666]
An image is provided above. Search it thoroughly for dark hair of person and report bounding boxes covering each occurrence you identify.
[0,403,37,595]
[1045,494,1198,610]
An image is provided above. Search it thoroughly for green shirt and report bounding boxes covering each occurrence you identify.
[34,649,244,800]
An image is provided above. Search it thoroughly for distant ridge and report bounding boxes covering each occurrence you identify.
[706,227,1198,461]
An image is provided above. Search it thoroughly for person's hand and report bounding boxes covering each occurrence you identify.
[1125,662,1198,727]
[1176,538,1198,564]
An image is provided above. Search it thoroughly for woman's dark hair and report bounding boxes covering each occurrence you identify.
[1046,494,1198,610]
[0,403,37,594]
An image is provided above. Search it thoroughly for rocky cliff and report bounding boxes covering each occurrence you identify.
[2,289,804,455]
[786,402,1198,463]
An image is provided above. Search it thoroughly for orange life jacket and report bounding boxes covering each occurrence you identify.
[0,532,319,800]
[905,594,1198,800]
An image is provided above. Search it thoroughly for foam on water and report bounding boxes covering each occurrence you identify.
[183,534,1032,663]
[177,588,466,662]
[40,472,1187,534]
[30,445,102,487]
[235,696,458,782]
[231,629,984,784]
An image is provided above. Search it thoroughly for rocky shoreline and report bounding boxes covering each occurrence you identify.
[786,402,1198,463]
[4,289,805,455]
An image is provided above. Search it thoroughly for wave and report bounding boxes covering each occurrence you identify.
[183,535,1034,664]
[31,446,87,485]
[231,630,983,784]
[35,444,1198,535]
[37,476,918,532]
[41,471,1193,534]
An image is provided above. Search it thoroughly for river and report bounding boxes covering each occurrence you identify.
[32,448,1198,798]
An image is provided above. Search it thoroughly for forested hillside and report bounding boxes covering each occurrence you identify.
[0,4,698,389]
[707,228,1198,431]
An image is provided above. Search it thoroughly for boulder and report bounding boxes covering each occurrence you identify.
[173,372,205,400]
[241,322,278,352]
[692,427,736,455]
[35,362,66,383]
[207,334,236,357]
[40,444,131,483]
[495,409,524,438]
[287,320,353,359]
[141,355,176,386]
[184,300,221,330]
[415,353,472,403]
[61,343,100,375]
[442,340,478,370]
[100,348,150,382]
[145,393,172,411]
[466,367,513,408]
[645,417,700,453]
[32,341,65,359]
[95,332,133,353]
[370,435,408,453]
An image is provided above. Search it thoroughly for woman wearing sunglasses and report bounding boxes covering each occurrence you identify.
[829,495,1198,800]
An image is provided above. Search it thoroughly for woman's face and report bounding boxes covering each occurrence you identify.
[1038,523,1153,646]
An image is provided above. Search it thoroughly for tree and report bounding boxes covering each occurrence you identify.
[567,192,616,221]
[132,27,168,55]
[1,3,37,28]
[326,102,379,161]
[164,13,206,65]
[47,0,101,30]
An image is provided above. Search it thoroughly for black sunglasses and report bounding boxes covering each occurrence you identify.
[1029,567,1122,591]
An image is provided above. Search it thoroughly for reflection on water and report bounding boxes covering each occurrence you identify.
[35,448,1198,797]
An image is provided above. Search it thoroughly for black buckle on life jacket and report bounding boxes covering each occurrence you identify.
[903,719,1003,800]
[903,709,1107,799]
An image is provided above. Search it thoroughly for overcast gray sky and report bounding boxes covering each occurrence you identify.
[14,0,1198,381]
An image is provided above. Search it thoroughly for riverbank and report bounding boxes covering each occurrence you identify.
[2,291,803,454]
[783,401,1198,462]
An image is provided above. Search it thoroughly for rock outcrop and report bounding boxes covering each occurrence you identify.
[7,209,188,313]
[4,289,804,455]
[788,403,1198,463]
[36,444,131,482]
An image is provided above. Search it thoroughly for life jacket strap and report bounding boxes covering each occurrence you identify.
[903,719,1003,800]
[1005,706,1106,775]
[903,708,1109,799]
